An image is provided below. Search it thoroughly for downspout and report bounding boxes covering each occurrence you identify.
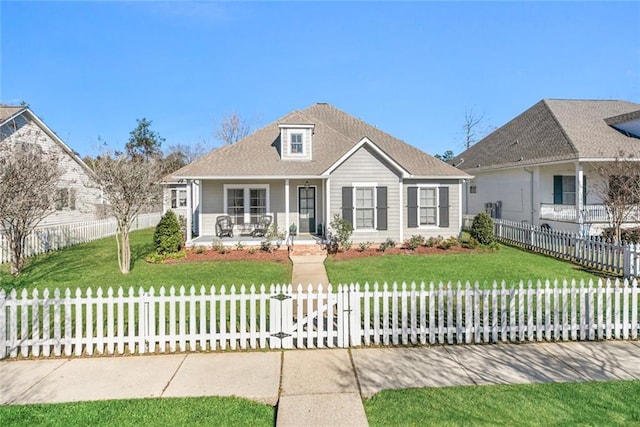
[524,168,535,225]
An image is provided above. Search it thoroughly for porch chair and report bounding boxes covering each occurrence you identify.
[251,214,272,237]
[216,215,234,238]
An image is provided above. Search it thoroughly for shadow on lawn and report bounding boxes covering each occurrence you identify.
[0,238,155,290]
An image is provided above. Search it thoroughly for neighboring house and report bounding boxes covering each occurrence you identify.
[0,105,104,226]
[172,103,470,245]
[452,99,640,235]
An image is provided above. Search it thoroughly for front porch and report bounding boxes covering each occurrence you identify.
[539,203,640,224]
[191,232,326,247]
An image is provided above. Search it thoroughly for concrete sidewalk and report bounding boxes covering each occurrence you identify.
[2,341,640,426]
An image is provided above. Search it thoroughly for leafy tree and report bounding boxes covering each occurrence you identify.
[125,118,165,161]
[434,150,455,162]
[162,142,210,175]
[0,131,64,275]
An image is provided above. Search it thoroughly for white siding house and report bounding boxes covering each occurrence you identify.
[0,106,104,226]
[454,99,640,235]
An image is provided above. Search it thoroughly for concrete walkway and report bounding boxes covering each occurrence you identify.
[289,254,329,290]
[2,341,640,425]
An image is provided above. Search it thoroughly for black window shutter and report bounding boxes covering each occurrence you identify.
[376,187,387,230]
[583,176,587,205]
[407,187,418,228]
[342,187,353,226]
[553,175,563,204]
[439,187,449,228]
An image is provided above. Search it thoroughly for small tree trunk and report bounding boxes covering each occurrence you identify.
[116,228,131,274]
[9,228,25,276]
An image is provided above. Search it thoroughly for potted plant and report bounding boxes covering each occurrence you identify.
[289,223,297,236]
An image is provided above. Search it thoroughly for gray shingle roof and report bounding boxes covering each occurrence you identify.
[173,103,468,179]
[453,99,640,172]
[0,106,25,123]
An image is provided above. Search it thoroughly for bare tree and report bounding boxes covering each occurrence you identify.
[214,111,251,145]
[463,109,486,150]
[92,152,162,273]
[0,137,63,275]
[591,154,640,242]
[163,141,210,174]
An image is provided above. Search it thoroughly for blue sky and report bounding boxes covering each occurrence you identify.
[1,1,639,158]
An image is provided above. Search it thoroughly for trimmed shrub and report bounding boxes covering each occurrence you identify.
[405,235,425,250]
[470,212,495,245]
[329,214,353,253]
[153,210,183,255]
[379,238,397,252]
[358,241,373,252]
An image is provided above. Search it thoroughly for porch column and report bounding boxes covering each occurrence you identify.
[186,179,193,244]
[576,163,584,237]
[399,179,404,242]
[285,179,290,236]
[326,178,331,233]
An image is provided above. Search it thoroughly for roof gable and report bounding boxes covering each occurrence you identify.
[0,106,98,180]
[173,103,469,179]
[453,99,640,172]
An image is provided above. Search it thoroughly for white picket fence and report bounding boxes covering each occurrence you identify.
[0,213,162,264]
[1,279,638,359]
[494,219,640,278]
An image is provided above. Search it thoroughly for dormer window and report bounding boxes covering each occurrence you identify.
[290,133,304,154]
[278,123,315,161]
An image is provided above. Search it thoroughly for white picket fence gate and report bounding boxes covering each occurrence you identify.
[494,219,640,278]
[1,279,638,359]
[0,213,162,264]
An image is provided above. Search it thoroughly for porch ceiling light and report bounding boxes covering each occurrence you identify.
[304,180,310,189]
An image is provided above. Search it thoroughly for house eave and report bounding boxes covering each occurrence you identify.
[172,174,326,181]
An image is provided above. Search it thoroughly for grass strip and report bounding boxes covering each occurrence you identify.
[364,380,640,426]
[0,396,275,427]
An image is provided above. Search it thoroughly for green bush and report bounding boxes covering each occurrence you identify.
[329,214,353,253]
[379,238,397,252]
[358,241,373,252]
[405,235,425,250]
[437,236,459,250]
[153,210,183,255]
[470,212,495,245]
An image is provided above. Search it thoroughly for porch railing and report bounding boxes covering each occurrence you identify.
[539,204,616,223]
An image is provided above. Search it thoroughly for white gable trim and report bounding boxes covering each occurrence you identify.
[322,137,410,177]
[3,108,98,180]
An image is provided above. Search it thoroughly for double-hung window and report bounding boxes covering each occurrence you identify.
[341,185,388,231]
[290,133,303,154]
[407,185,449,229]
[419,187,437,226]
[250,189,267,223]
[355,187,375,229]
[171,189,187,208]
[55,188,76,211]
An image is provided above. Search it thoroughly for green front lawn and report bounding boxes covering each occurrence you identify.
[0,229,292,292]
[0,396,274,427]
[325,245,601,289]
[364,380,640,426]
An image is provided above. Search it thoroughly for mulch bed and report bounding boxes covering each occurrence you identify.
[165,247,291,263]
[329,245,473,261]
[164,245,474,263]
